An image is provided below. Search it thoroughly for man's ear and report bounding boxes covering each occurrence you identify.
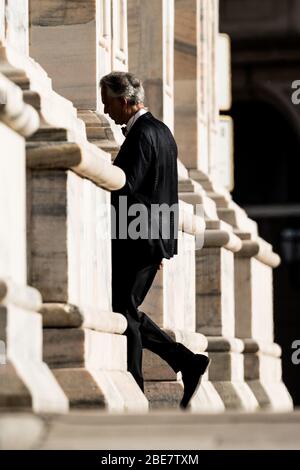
[119,96,128,108]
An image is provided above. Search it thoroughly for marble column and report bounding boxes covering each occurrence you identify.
[174,0,219,175]
[128,0,186,180]
[206,0,219,177]
[29,0,126,109]
[127,0,220,410]
[0,1,5,42]
[128,0,174,131]
[29,0,127,145]
[174,0,228,220]
[0,72,68,413]
[0,0,29,54]
[174,0,202,170]
[174,0,262,410]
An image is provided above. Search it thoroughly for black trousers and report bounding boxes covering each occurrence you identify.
[112,240,193,391]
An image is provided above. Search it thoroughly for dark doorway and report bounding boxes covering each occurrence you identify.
[229,100,300,405]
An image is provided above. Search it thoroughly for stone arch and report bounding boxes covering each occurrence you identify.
[230,82,300,206]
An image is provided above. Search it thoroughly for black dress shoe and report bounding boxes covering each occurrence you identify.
[180,354,211,409]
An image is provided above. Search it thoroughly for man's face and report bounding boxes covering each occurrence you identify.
[101,87,125,125]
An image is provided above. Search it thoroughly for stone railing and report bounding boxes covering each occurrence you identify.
[0,73,68,413]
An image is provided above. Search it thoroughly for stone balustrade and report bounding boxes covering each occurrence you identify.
[141,200,224,411]
[0,73,39,135]
[0,74,68,412]
[190,169,293,410]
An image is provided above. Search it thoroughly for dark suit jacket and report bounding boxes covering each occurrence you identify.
[111,112,178,261]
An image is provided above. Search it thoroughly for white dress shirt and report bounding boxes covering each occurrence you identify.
[124,108,148,136]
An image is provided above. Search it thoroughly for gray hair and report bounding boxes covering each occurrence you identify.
[100,71,145,104]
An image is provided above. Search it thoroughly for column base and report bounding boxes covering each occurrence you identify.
[43,326,148,412]
[246,379,293,411]
[0,300,68,414]
[52,368,148,412]
[207,338,259,411]
[211,381,259,411]
[244,340,293,411]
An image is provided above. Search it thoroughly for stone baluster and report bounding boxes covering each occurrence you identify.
[140,202,223,411]
[185,0,292,410]
[0,72,68,412]
[235,236,293,410]
[196,224,259,410]
[207,192,293,410]
[174,0,262,410]
[196,172,293,410]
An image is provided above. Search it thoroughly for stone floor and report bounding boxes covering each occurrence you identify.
[1,409,300,450]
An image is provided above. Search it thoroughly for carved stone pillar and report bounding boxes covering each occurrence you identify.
[29,0,126,108]
[0,71,68,412]
[192,168,293,410]
[174,0,200,170]
[235,230,293,410]
[206,0,219,177]
[127,0,220,410]
[0,1,5,43]
[128,0,174,131]
[196,225,259,410]
[174,0,263,410]
[190,97,293,412]
[3,1,148,410]
[29,0,127,145]
[0,0,29,54]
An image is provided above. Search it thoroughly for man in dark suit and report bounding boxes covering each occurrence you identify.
[100,72,210,409]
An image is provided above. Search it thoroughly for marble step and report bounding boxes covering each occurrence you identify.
[0,312,68,414]
[2,410,300,450]
[27,126,68,141]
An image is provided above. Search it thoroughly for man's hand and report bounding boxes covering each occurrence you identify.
[158,260,163,270]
